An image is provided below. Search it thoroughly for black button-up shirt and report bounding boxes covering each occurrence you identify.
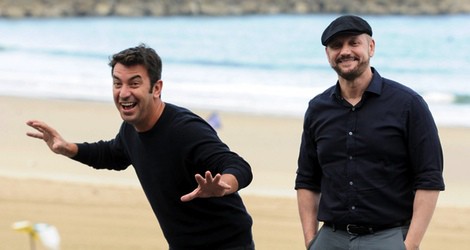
[295,68,445,225]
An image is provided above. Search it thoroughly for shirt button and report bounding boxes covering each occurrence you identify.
[351,206,356,210]
[352,107,356,111]
[349,181,354,186]
[349,156,353,160]
[348,131,353,136]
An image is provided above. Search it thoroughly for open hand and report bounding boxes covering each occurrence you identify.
[180,171,232,202]
[26,120,77,157]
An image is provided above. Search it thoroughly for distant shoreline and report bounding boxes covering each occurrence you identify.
[2,0,470,18]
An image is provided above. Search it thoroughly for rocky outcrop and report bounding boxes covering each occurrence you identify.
[1,0,470,18]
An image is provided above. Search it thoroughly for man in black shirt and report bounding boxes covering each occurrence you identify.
[27,44,254,250]
[295,15,444,250]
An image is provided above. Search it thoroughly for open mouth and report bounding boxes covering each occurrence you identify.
[121,102,137,110]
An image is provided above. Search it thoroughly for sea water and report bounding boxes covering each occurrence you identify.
[0,14,469,126]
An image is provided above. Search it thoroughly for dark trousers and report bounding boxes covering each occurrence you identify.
[308,225,409,250]
[169,240,254,250]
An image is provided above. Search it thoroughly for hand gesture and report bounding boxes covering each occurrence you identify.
[26,120,77,157]
[180,171,232,202]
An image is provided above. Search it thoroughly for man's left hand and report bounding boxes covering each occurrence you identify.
[180,171,231,202]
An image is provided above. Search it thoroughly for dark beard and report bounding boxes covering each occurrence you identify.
[332,58,370,81]
[333,66,361,81]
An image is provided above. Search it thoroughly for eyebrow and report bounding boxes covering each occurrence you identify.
[113,74,143,82]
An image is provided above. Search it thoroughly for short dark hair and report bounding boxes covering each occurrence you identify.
[109,44,162,89]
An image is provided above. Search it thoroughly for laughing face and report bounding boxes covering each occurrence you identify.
[326,34,375,81]
[112,63,163,131]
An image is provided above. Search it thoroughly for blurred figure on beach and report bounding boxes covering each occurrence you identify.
[295,15,444,250]
[26,44,254,250]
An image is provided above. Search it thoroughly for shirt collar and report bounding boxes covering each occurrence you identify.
[330,67,382,99]
[365,67,382,96]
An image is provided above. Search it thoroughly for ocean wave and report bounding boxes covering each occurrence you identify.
[0,45,108,59]
[423,92,470,105]
[165,57,322,71]
[455,94,470,104]
[0,44,322,71]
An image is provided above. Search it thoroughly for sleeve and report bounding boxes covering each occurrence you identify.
[295,108,322,192]
[177,115,253,190]
[71,128,131,171]
[407,95,445,191]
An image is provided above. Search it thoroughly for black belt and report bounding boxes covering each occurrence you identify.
[324,220,410,235]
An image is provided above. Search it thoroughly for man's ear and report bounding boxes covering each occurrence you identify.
[152,80,163,98]
[368,38,375,57]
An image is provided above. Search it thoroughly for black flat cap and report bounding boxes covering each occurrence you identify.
[321,15,372,46]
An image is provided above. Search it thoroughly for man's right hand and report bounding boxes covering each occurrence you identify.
[26,120,78,158]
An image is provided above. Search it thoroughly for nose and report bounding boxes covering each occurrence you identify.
[339,44,352,55]
[119,84,131,99]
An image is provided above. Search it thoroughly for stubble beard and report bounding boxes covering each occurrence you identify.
[332,57,370,81]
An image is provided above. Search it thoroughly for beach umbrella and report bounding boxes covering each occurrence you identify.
[12,220,61,250]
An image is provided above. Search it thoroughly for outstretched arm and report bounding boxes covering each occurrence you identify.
[180,171,238,202]
[26,120,78,158]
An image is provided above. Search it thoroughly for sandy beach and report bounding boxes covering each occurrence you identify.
[1,95,469,249]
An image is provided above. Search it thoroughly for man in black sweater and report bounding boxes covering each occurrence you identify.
[27,44,254,250]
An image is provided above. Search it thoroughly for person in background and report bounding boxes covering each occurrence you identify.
[27,44,254,250]
[295,15,444,250]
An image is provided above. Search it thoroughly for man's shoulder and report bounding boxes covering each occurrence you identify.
[381,77,421,99]
[308,85,336,105]
[164,103,203,122]
[162,103,212,134]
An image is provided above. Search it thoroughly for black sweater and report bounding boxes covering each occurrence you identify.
[73,103,253,249]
